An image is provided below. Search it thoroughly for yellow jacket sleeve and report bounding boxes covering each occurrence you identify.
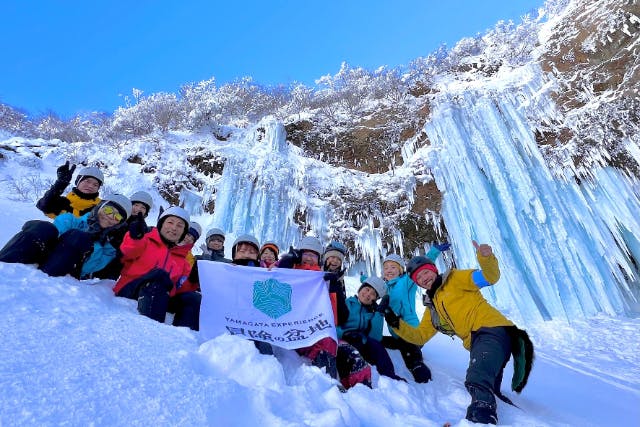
[393,310,438,346]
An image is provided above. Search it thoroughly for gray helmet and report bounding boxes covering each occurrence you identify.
[157,206,190,241]
[188,221,202,240]
[102,193,132,219]
[206,228,226,241]
[129,190,153,213]
[361,275,387,298]
[299,236,323,256]
[232,234,260,259]
[383,254,406,273]
[75,166,104,186]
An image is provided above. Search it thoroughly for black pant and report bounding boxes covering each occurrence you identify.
[348,337,401,380]
[0,220,93,278]
[382,335,425,370]
[117,269,201,330]
[465,326,512,406]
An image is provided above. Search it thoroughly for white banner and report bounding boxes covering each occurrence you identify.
[198,261,337,349]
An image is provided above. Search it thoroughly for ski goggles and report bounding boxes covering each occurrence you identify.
[102,204,125,222]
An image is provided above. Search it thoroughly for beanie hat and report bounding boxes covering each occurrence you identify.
[359,276,387,299]
[102,193,132,219]
[383,254,406,274]
[322,249,345,264]
[410,263,438,283]
[75,166,104,186]
[260,242,279,257]
[188,221,202,240]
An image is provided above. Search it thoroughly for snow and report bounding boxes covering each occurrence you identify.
[0,199,639,426]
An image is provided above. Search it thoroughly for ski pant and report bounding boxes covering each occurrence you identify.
[297,337,338,379]
[0,220,92,278]
[336,340,372,389]
[382,335,431,382]
[465,326,512,407]
[348,337,402,381]
[117,268,201,331]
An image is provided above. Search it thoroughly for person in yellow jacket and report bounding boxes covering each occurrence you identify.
[36,161,104,218]
[383,241,534,425]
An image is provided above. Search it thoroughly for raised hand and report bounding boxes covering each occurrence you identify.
[376,294,390,313]
[56,161,76,183]
[128,212,148,240]
[472,240,493,257]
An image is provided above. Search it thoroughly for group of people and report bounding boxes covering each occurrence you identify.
[0,161,534,425]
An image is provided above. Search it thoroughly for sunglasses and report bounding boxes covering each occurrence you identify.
[102,205,124,222]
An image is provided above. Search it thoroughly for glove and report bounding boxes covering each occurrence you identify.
[324,272,342,293]
[288,246,302,264]
[376,295,390,313]
[384,309,400,329]
[341,330,365,344]
[56,161,76,183]
[434,242,451,252]
[128,212,147,240]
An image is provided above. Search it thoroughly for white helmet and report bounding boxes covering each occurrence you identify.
[299,236,323,256]
[129,190,153,213]
[157,206,190,240]
[361,276,387,298]
[232,234,260,259]
[383,253,406,273]
[102,193,132,219]
[206,228,226,241]
[75,166,104,186]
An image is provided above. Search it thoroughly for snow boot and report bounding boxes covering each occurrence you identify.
[466,400,498,425]
[313,351,338,380]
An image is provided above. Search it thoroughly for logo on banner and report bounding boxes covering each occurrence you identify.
[252,278,292,319]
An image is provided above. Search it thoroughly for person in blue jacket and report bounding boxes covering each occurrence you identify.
[366,243,450,383]
[0,194,131,279]
[338,276,405,381]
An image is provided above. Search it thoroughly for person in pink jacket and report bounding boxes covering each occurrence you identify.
[113,206,200,330]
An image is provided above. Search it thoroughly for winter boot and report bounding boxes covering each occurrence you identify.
[466,400,498,425]
[0,220,58,264]
[253,340,274,355]
[313,351,338,380]
[137,281,170,323]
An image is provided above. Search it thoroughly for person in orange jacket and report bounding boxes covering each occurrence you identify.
[113,206,200,330]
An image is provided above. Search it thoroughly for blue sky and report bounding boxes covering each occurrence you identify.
[1,1,544,118]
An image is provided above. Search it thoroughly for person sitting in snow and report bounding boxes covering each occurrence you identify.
[259,241,279,268]
[277,236,342,383]
[228,234,274,355]
[320,240,372,389]
[371,245,450,384]
[37,161,104,219]
[338,276,405,382]
[113,206,200,331]
[382,241,534,425]
[181,221,202,267]
[0,194,131,279]
[200,228,232,263]
[90,190,156,281]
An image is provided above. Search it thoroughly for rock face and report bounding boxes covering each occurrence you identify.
[538,0,640,176]
[279,0,640,255]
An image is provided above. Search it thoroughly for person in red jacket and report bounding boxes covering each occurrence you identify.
[113,206,200,330]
